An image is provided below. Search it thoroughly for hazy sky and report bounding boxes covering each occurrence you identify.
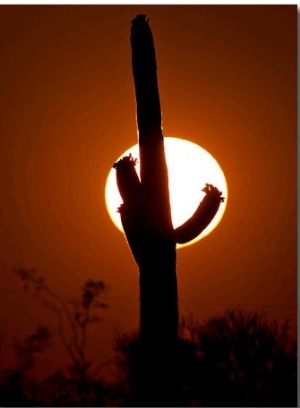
[0,5,297,378]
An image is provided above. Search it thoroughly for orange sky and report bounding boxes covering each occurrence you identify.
[0,5,297,379]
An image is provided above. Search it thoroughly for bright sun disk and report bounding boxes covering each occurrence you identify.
[105,137,228,247]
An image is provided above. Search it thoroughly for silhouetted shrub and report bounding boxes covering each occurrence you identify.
[113,309,297,407]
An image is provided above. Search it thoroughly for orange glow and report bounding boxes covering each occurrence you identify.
[0,5,296,383]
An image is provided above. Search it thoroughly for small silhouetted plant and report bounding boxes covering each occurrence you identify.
[11,268,109,406]
[113,15,224,406]
[13,325,52,372]
[29,367,111,407]
[0,326,52,407]
[113,309,297,407]
[1,325,110,407]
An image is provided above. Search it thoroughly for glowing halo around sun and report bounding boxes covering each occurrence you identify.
[105,137,228,248]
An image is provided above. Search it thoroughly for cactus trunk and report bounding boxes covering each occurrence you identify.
[131,18,179,404]
[131,15,178,350]
[113,14,224,405]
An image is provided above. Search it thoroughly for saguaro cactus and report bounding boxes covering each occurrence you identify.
[113,15,224,404]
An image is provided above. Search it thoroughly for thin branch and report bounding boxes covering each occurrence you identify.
[42,285,82,359]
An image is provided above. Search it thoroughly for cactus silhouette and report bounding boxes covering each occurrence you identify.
[113,14,224,405]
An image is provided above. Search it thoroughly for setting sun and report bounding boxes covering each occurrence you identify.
[105,137,228,247]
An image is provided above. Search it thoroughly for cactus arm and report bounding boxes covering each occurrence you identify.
[118,202,146,266]
[174,184,225,244]
[113,154,144,263]
[113,154,140,203]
